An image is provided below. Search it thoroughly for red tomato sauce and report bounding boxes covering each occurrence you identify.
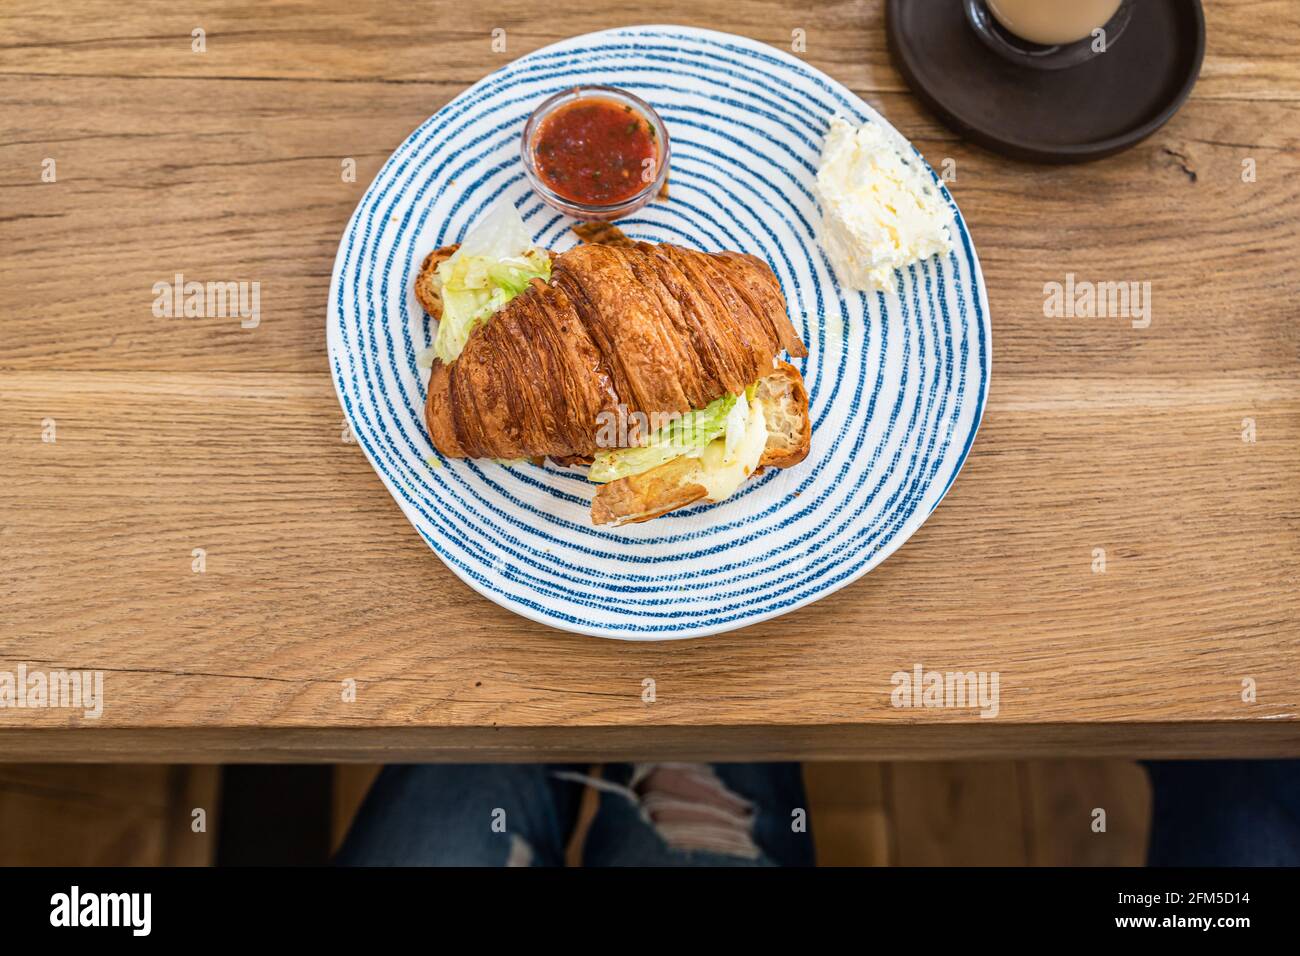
[531,98,659,206]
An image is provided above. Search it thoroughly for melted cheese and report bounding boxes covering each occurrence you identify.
[692,398,768,503]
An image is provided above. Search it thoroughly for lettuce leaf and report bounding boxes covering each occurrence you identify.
[430,203,550,364]
[589,390,749,484]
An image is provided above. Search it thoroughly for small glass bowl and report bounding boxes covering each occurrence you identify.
[521,85,670,222]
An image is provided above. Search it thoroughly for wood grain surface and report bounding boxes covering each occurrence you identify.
[1,0,1297,761]
[0,765,218,865]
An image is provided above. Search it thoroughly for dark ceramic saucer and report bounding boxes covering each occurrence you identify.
[886,0,1205,163]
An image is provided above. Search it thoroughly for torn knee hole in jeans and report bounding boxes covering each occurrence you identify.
[631,764,760,859]
[550,763,762,859]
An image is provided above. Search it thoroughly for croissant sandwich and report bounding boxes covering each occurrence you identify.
[415,205,811,526]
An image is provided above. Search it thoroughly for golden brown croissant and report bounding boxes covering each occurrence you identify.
[425,242,807,461]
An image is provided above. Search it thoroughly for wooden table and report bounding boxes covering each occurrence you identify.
[2,0,1297,763]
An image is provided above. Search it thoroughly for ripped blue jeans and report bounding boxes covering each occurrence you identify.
[335,763,814,867]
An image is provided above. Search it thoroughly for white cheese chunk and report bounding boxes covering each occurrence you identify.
[815,118,954,294]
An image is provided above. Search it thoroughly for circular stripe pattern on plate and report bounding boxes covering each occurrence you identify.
[327,25,991,640]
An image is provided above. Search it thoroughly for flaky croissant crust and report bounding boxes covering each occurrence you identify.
[425,241,807,461]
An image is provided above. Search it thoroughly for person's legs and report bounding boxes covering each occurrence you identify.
[1145,760,1300,866]
[580,762,814,867]
[335,764,584,866]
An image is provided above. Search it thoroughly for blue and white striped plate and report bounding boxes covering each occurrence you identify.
[328,26,990,640]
